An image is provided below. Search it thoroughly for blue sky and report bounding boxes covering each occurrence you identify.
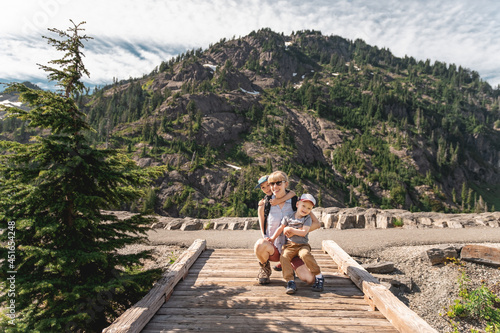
[1,0,499,90]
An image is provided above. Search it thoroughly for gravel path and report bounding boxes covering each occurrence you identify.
[146,227,500,256]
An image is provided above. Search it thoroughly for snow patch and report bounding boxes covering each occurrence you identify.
[0,100,22,107]
[226,163,241,170]
[203,64,217,72]
[240,88,259,95]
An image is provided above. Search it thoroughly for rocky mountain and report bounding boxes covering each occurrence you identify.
[6,29,500,217]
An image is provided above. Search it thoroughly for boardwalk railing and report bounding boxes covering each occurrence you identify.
[102,239,206,333]
[322,240,438,333]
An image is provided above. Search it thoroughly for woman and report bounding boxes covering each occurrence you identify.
[253,170,320,284]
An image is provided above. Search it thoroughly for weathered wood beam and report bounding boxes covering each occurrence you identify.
[102,238,207,333]
[461,244,500,267]
[322,240,438,333]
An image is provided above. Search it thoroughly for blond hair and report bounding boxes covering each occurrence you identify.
[268,171,288,183]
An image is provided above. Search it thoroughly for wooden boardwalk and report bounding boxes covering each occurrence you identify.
[103,239,437,333]
[141,248,397,332]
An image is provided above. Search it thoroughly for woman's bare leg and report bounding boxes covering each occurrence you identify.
[294,264,315,284]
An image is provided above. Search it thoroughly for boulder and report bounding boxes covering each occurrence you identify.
[376,213,395,229]
[165,219,184,230]
[319,207,340,228]
[372,273,413,292]
[228,221,245,230]
[181,220,203,231]
[362,261,395,274]
[417,217,433,227]
[213,222,228,230]
[424,245,458,265]
[336,214,357,229]
[363,209,378,229]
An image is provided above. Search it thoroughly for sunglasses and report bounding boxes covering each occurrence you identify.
[269,180,286,186]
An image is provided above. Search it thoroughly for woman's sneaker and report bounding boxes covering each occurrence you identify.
[286,280,297,294]
[311,277,324,292]
[258,260,271,284]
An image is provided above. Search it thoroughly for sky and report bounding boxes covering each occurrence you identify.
[1,0,500,90]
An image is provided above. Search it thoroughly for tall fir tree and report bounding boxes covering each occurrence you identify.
[0,21,163,332]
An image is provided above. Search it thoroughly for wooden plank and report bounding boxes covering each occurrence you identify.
[461,244,500,267]
[173,282,360,292]
[102,239,206,333]
[142,323,399,333]
[176,276,354,287]
[142,317,397,332]
[160,297,370,310]
[322,240,438,333]
[149,314,395,325]
[152,307,386,318]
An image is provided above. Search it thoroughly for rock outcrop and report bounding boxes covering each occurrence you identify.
[138,207,500,231]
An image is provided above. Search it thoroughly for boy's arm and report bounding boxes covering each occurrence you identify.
[285,225,310,238]
[269,190,296,206]
[309,211,320,232]
[268,223,285,242]
[258,204,266,238]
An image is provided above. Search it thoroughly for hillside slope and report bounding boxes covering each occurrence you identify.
[19,29,500,217]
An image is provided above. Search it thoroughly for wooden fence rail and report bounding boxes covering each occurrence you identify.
[322,240,438,333]
[102,239,206,333]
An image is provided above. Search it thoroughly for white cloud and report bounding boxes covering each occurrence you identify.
[1,0,499,87]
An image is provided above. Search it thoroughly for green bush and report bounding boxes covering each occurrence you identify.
[443,260,500,332]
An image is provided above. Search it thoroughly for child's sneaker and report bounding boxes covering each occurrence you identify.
[286,280,297,294]
[311,277,324,292]
[273,263,282,271]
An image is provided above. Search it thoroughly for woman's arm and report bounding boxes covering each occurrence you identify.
[269,190,296,206]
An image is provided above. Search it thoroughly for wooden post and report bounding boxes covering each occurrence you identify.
[322,240,438,333]
[102,239,206,333]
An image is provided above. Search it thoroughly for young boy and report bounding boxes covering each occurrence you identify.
[269,193,324,294]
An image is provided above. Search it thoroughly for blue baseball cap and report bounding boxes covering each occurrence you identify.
[254,175,269,189]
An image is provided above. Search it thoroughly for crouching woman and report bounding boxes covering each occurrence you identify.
[253,171,320,284]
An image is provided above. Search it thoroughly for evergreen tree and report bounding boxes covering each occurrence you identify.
[0,21,163,332]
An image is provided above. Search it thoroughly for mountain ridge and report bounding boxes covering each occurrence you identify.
[3,28,499,217]
[58,28,500,216]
